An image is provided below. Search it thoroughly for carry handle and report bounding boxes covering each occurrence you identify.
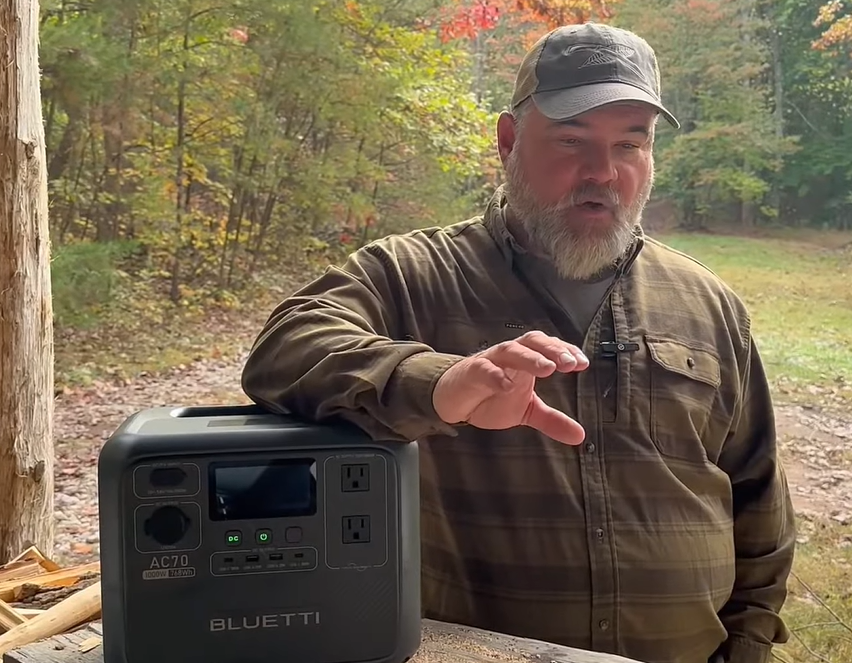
[169,403,279,418]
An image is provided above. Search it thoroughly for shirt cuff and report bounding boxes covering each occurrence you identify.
[384,351,465,440]
[716,635,773,663]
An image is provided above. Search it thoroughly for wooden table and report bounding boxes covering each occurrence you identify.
[1,619,642,663]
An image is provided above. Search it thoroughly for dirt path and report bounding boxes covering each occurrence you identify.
[51,346,852,565]
[775,405,852,522]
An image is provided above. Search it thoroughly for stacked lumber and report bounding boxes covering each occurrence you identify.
[0,547,102,657]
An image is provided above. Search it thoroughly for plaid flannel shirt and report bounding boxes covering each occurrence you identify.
[242,188,796,663]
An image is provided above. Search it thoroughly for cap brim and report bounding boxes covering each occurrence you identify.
[532,82,680,129]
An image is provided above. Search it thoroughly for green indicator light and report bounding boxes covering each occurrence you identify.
[259,532,268,541]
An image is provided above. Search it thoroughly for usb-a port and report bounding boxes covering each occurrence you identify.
[246,554,259,562]
[269,553,283,561]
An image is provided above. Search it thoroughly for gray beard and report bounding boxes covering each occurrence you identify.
[504,147,654,281]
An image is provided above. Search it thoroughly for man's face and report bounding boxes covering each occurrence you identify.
[498,101,656,281]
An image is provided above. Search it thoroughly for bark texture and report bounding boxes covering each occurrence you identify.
[0,0,55,564]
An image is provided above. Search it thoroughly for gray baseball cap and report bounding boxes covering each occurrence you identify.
[511,23,679,129]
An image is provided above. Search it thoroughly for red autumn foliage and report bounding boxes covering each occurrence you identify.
[439,1,501,42]
[436,0,619,42]
[228,26,249,44]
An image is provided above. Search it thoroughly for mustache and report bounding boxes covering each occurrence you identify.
[560,183,621,209]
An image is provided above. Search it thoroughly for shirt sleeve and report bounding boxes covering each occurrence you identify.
[241,243,464,442]
[713,329,797,663]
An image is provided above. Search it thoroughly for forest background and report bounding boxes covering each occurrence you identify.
[38,2,852,661]
[45,0,852,352]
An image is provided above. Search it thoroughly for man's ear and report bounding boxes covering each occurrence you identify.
[496,111,517,166]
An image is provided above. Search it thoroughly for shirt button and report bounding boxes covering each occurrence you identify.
[599,619,610,630]
[595,528,605,540]
[585,442,596,453]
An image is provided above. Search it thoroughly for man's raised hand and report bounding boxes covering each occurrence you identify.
[432,330,588,445]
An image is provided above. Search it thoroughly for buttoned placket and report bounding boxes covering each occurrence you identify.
[576,295,616,652]
[510,268,624,652]
[486,203,642,652]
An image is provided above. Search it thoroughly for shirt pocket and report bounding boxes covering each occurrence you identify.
[645,335,722,464]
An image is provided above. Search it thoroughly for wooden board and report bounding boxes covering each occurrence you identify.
[0,564,100,603]
[1,622,101,663]
[1,619,641,663]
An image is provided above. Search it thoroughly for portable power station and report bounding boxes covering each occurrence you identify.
[97,404,421,663]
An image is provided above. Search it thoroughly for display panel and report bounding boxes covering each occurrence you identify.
[209,458,317,520]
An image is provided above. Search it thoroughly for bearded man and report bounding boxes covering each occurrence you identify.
[241,22,795,663]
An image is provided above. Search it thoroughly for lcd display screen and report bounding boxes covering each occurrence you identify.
[209,458,317,521]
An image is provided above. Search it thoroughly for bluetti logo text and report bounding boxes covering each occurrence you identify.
[210,611,320,632]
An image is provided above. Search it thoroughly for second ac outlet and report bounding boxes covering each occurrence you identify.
[342,515,370,544]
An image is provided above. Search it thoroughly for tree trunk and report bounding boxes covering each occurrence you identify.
[769,21,784,219]
[0,0,55,564]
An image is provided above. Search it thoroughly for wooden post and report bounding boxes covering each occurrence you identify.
[0,619,644,663]
[0,0,55,563]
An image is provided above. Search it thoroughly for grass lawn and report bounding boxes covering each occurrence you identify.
[654,229,852,407]
[776,519,852,663]
[656,227,852,663]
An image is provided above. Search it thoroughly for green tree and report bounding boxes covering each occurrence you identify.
[614,0,799,228]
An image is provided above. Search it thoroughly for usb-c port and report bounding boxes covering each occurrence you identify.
[246,554,259,562]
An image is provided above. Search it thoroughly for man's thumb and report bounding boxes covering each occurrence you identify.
[522,392,586,446]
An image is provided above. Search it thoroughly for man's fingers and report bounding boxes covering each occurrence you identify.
[482,342,559,378]
[514,330,589,372]
[522,392,586,445]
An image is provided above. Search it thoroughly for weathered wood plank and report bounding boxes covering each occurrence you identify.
[416,621,641,663]
[2,619,641,663]
[1,623,102,663]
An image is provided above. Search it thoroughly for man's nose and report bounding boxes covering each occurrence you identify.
[579,148,617,184]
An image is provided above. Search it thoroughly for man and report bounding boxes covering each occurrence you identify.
[241,22,796,663]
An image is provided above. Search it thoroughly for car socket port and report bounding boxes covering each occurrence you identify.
[342,515,370,544]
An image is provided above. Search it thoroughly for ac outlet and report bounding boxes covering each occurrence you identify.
[342,515,370,544]
[341,463,369,492]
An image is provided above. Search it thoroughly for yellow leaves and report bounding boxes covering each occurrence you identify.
[813,1,852,52]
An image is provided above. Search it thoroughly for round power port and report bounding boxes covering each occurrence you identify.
[144,505,191,545]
